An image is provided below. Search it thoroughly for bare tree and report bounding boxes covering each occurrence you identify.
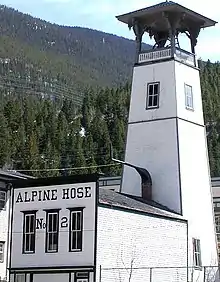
[116,244,137,282]
[120,256,135,282]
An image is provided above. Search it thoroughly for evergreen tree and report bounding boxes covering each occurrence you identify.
[71,134,87,175]
[0,112,10,167]
[23,131,41,177]
[83,133,97,174]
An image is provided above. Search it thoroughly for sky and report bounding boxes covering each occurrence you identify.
[0,0,219,62]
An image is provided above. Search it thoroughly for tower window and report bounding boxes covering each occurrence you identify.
[146,82,160,109]
[193,238,202,268]
[185,84,194,110]
[45,210,59,253]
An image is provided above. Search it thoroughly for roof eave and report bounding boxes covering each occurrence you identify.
[116,3,218,28]
[116,14,217,28]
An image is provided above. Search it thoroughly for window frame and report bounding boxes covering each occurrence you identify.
[68,207,84,252]
[45,209,60,253]
[22,211,37,254]
[185,83,194,111]
[0,241,5,263]
[193,238,202,268]
[0,190,7,211]
[146,82,160,110]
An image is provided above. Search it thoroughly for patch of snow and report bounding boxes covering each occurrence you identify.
[79,127,85,137]
[4,59,10,64]
[48,41,56,46]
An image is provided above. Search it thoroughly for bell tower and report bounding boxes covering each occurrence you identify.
[117,1,218,269]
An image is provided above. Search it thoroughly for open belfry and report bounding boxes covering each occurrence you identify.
[117,0,218,269]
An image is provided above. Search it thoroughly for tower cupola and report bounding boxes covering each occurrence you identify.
[116,1,217,66]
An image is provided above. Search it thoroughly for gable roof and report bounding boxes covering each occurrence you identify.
[99,188,185,222]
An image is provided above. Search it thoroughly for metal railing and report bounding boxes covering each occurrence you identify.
[138,47,196,67]
[139,48,172,64]
[98,265,220,282]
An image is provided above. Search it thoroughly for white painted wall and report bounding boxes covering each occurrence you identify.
[128,61,177,123]
[96,206,187,282]
[10,182,97,269]
[0,182,10,281]
[122,61,205,208]
[122,118,181,213]
[33,273,69,282]
[178,119,218,267]
[122,58,218,274]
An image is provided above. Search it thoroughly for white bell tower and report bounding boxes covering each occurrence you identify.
[117,1,218,270]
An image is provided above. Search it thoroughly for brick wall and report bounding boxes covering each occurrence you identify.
[96,205,187,282]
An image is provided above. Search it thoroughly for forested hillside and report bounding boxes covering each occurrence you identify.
[0,6,220,177]
[200,61,220,176]
[0,4,150,101]
[0,84,130,177]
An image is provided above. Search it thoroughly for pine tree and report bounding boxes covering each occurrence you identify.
[71,134,87,175]
[55,111,68,152]
[23,131,41,177]
[83,133,97,174]
[0,112,10,167]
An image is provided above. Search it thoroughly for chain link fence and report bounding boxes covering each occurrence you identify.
[98,266,220,282]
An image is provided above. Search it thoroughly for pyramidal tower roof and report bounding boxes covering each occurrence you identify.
[116,1,217,31]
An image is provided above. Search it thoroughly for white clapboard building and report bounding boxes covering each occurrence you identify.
[2,2,220,282]
[0,170,33,282]
[9,175,98,282]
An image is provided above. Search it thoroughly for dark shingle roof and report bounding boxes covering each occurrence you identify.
[99,188,185,221]
[116,1,217,28]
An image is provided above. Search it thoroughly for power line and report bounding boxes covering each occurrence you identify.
[7,163,121,173]
[0,149,125,159]
[0,75,84,104]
